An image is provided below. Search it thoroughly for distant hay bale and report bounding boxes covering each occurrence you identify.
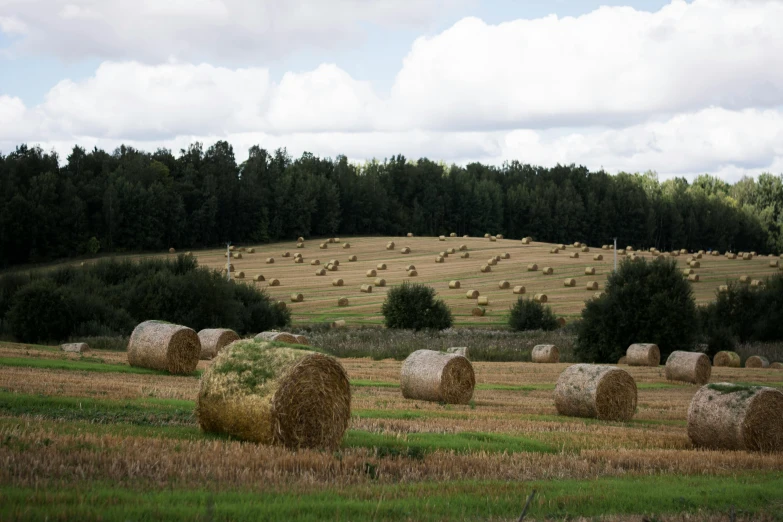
[687,383,783,452]
[743,253,753,260]
[618,356,628,365]
[450,233,457,237]
[448,248,456,254]
[727,253,737,259]
[602,245,609,250]
[488,258,497,265]
[466,290,479,299]
[376,263,387,270]
[169,247,176,254]
[564,278,576,287]
[366,269,377,277]
[480,265,492,273]
[196,340,351,449]
[342,243,350,249]
[665,351,711,385]
[528,263,538,272]
[348,255,357,262]
[332,319,347,327]
[617,249,626,255]
[282,252,291,258]
[276,301,287,310]
[471,307,485,316]
[502,252,510,259]
[521,237,531,244]
[739,275,750,284]
[253,274,265,282]
[247,248,255,254]
[581,246,590,253]
[513,286,526,294]
[337,297,349,307]
[197,328,240,360]
[459,244,468,251]
[627,246,634,252]
[360,284,373,293]
[585,281,599,291]
[60,342,89,354]
[570,252,579,259]
[496,234,504,239]
[689,261,700,268]
[770,362,783,369]
[626,343,661,366]
[293,258,303,264]
[554,364,637,421]
[298,236,305,242]
[315,268,326,276]
[746,356,770,368]
[680,249,688,254]
[477,296,489,306]
[435,256,445,263]
[405,264,416,271]
[532,344,559,363]
[751,280,765,288]
[542,267,553,275]
[464,235,470,238]
[498,280,510,289]
[460,252,470,258]
[489,236,497,242]
[290,293,304,303]
[439,235,446,241]
[235,271,245,279]
[534,293,548,303]
[320,243,328,249]
[407,269,418,277]
[558,244,566,250]
[484,233,491,238]
[401,247,411,254]
[400,350,475,404]
[771,260,780,267]
[449,280,461,289]
[266,278,281,287]
[407,233,413,237]
[573,242,581,248]
[311,259,320,266]
[386,241,395,250]
[374,278,386,287]
[254,331,299,344]
[585,267,595,275]
[751,251,757,256]
[266,258,275,264]
[695,253,703,259]
[332,278,344,287]
[128,320,200,375]
[718,285,729,293]
[550,248,560,254]
[688,274,700,282]
[294,335,309,346]
[327,264,339,272]
[296,242,305,249]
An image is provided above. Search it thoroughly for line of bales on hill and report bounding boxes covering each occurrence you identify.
[63,319,783,454]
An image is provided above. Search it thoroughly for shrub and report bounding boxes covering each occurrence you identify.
[508,298,558,332]
[381,282,452,330]
[6,279,71,343]
[574,257,697,363]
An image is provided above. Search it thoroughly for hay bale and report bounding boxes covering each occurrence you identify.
[374,278,386,287]
[337,297,349,307]
[386,241,395,250]
[169,247,176,254]
[290,293,303,303]
[617,356,628,365]
[328,264,339,272]
[498,280,510,289]
[502,253,510,259]
[480,265,492,273]
[332,278,344,287]
[460,252,470,259]
[554,364,637,421]
[407,269,418,277]
[695,253,703,259]
[449,280,461,289]
[570,252,580,259]
[617,249,626,255]
[751,280,765,288]
[197,329,240,360]
[688,274,700,282]
[665,351,711,385]
[360,284,373,293]
[407,232,413,237]
[477,296,489,306]
[558,244,566,250]
[581,246,590,253]
[342,243,350,249]
[366,269,377,277]
[439,251,448,257]
[488,258,497,266]
[60,342,89,354]
[585,267,596,275]
[466,290,479,299]
[573,242,581,248]
[282,252,291,258]
[254,331,298,343]
[550,248,560,254]
[311,259,320,266]
[266,258,275,264]
[689,261,700,268]
[400,350,475,404]
[751,251,757,256]
[331,319,347,327]
[401,247,411,254]
[687,383,783,451]
[128,320,200,375]
[513,285,526,294]
[564,278,576,287]
[527,263,538,272]
[683,269,694,276]
[522,237,531,244]
[718,285,729,293]
[196,340,350,449]
[253,274,265,282]
[459,244,468,251]
[405,264,416,271]
[772,260,780,268]
[531,344,559,363]
[235,271,245,279]
[348,255,357,262]
[276,301,286,310]
[496,234,504,240]
[534,293,547,303]
[739,275,750,284]
[376,263,387,270]
[439,235,446,241]
[471,307,485,316]
[626,343,661,366]
[679,249,688,254]
[489,236,497,242]
[542,267,553,275]
[585,281,599,291]
[269,278,280,286]
[315,268,326,276]
[770,362,783,370]
[593,292,605,299]
[746,356,770,368]
[743,253,753,260]
[294,334,309,346]
[293,258,303,264]
[464,235,470,238]
[320,243,328,249]
[450,233,457,237]
[435,256,445,263]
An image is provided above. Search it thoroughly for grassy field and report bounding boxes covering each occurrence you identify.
[1,343,782,520]
[67,236,782,326]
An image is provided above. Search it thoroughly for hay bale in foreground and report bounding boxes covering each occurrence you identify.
[337,297,349,307]
[665,351,711,385]
[197,328,240,360]
[534,293,547,303]
[401,350,475,404]
[196,340,351,449]
[531,344,559,363]
[687,383,783,452]
[746,356,770,368]
[61,342,89,353]
[713,351,740,367]
[449,280,461,289]
[128,320,200,374]
[626,343,661,366]
[554,364,637,421]
[513,286,526,294]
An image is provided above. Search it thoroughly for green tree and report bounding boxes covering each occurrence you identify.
[381,282,452,330]
[508,298,558,331]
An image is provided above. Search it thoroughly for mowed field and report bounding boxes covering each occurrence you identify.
[1,342,782,520]
[146,236,782,325]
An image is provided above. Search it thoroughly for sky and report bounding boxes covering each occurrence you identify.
[1,0,782,181]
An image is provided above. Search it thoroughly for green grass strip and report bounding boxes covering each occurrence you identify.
[0,356,177,376]
[342,429,556,455]
[0,473,780,521]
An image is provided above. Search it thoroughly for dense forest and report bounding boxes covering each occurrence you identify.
[1,141,782,268]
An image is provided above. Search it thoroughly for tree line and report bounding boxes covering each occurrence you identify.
[1,141,782,268]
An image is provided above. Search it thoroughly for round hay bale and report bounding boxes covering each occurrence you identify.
[186,251,193,256]
[405,264,416,271]
[489,236,497,242]
[60,342,89,354]
[331,319,347,327]
[471,306,485,317]
[291,293,304,303]
[459,244,468,251]
[585,281,599,291]
[332,278,344,287]
[293,258,303,264]
[253,274,265,282]
[337,297,349,307]
[360,284,373,293]
[477,296,489,306]
[466,290,479,299]
[276,301,286,310]
[498,280,510,289]
[439,235,446,241]
[348,255,357,262]
[534,293,547,303]
[400,350,475,404]
[502,252,510,259]
[435,256,445,263]
[593,292,605,299]
[254,331,298,343]
[718,285,729,293]
[746,356,770,368]
[550,248,560,254]
[293,252,302,259]
[484,234,490,238]
[527,263,538,272]
[727,253,736,259]
[687,383,783,451]
[554,364,637,421]
[342,243,350,249]
[440,251,449,258]
[585,267,596,275]
[235,271,245,279]
[407,233,413,237]
[564,278,576,287]
[665,351,711,385]
[743,253,753,260]
[480,265,492,273]
[573,242,581,248]
[196,340,351,449]
[269,278,280,286]
[487,258,497,266]
[688,274,700,282]
[460,252,470,259]
[169,247,176,254]
[496,234,504,240]
[407,269,418,277]
[296,242,305,249]
[315,268,326,276]
[401,247,411,254]
[266,258,275,264]
[626,344,661,366]
[570,252,579,259]
[282,252,291,258]
[386,241,395,250]
[197,328,240,360]
[617,356,628,365]
[320,243,328,249]
[450,233,457,237]
[376,263,387,270]
[366,269,377,277]
[750,280,765,288]
[689,261,700,268]
[374,278,386,287]
[513,286,526,294]
[713,351,741,368]
[311,259,320,266]
[297,236,305,242]
[770,362,783,369]
[581,246,590,253]
[448,280,461,289]
[558,244,566,250]
[542,267,553,275]
[617,249,626,255]
[328,264,339,272]
[739,275,750,284]
[128,321,200,375]
[464,235,470,238]
[531,344,559,363]
[683,269,694,276]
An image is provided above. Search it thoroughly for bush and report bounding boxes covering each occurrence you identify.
[508,298,558,332]
[706,327,737,357]
[6,279,72,343]
[574,257,697,363]
[381,282,452,330]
